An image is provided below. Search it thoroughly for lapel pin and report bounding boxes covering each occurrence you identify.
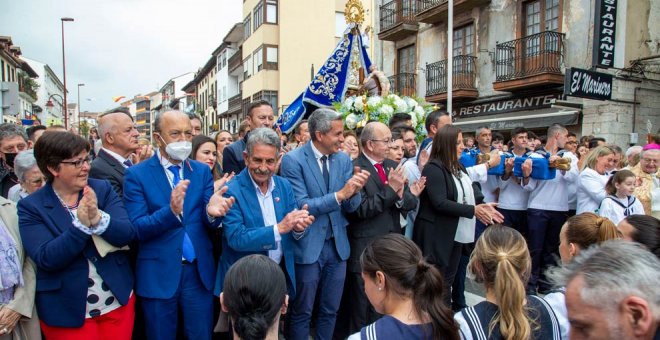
[275,197,280,202]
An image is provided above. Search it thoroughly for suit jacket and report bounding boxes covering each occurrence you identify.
[18,179,135,327]
[413,159,483,269]
[222,137,246,175]
[346,154,418,273]
[89,148,127,198]
[123,154,220,299]
[280,142,362,264]
[213,169,297,299]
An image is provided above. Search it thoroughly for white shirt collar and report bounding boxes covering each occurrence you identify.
[156,149,181,169]
[362,152,380,166]
[101,147,129,165]
[247,170,275,196]
[310,141,328,160]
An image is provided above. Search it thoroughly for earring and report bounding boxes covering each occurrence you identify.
[378,286,382,291]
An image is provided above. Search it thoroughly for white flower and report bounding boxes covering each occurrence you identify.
[343,97,355,110]
[404,97,418,110]
[367,96,382,109]
[394,98,408,113]
[379,104,394,118]
[387,94,401,102]
[410,114,418,128]
[354,97,364,111]
[345,113,358,130]
[414,105,425,120]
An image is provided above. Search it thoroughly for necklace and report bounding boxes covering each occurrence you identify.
[52,189,80,220]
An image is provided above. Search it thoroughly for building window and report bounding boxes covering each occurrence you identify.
[523,0,561,54]
[244,15,251,39]
[335,12,348,37]
[266,0,277,24]
[0,60,4,82]
[253,47,263,73]
[397,45,416,74]
[265,46,278,70]
[263,91,278,112]
[243,57,252,79]
[242,98,250,119]
[254,1,264,31]
[452,24,474,56]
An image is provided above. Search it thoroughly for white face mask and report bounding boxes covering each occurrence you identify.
[159,135,192,161]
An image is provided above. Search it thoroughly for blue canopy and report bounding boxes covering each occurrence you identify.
[277,28,372,133]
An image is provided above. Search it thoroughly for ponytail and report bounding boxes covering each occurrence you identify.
[491,256,530,340]
[413,262,461,340]
[605,175,617,195]
[565,213,621,249]
[469,225,532,340]
[595,216,621,243]
[361,234,460,340]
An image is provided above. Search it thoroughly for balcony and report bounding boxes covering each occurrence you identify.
[228,48,242,75]
[378,0,419,41]
[493,31,565,92]
[388,73,417,97]
[415,0,490,24]
[425,55,478,102]
[209,94,217,109]
[227,94,242,116]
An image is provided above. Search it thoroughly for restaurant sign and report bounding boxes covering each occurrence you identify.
[564,67,612,101]
[453,94,560,118]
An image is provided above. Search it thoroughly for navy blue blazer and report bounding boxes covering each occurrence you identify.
[213,169,297,299]
[123,155,220,299]
[18,178,135,327]
[222,137,246,175]
[279,142,361,264]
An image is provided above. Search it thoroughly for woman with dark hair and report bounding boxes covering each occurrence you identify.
[618,215,660,259]
[220,254,288,340]
[455,225,561,340]
[412,125,502,306]
[341,130,361,160]
[191,135,233,191]
[18,132,135,339]
[348,234,459,340]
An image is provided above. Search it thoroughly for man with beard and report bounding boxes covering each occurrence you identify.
[551,240,660,340]
[0,123,28,198]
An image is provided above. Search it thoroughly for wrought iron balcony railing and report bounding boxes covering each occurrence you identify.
[495,31,564,82]
[426,55,477,96]
[380,0,417,32]
[388,73,417,97]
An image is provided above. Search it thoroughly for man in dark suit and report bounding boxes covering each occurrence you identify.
[335,122,418,338]
[123,110,234,340]
[89,110,141,198]
[280,108,370,340]
[222,100,274,175]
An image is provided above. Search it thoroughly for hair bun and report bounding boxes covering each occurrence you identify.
[417,261,430,273]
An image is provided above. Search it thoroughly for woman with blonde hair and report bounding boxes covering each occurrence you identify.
[454,225,560,340]
[545,213,621,339]
[577,146,615,214]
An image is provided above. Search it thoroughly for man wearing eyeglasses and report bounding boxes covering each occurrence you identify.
[335,121,419,338]
[0,123,28,199]
[632,145,660,218]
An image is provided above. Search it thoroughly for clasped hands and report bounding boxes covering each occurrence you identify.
[77,186,101,228]
[336,167,370,202]
[170,179,236,218]
[277,204,315,234]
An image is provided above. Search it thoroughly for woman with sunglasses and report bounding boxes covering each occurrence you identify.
[18,132,136,339]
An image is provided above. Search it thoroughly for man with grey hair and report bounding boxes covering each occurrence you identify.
[90,110,142,198]
[632,147,660,218]
[281,108,370,340]
[7,149,44,202]
[625,145,644,168]
[550,240,660,340]
[214,127,314,307]
[0,123,28,198]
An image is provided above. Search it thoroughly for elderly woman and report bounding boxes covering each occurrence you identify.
[18,132,135,339]
[0,195,40,339]
[7,150,45,202]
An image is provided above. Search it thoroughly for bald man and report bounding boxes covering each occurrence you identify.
[90,110,141,198]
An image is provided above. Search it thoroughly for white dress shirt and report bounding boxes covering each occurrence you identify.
[248,172,282,264]
[452,171,476,244]
[524,151,579,212]
[576,167,611,214]
[310,141,340,204]
[102,147,130,168]
[497,150,530,211]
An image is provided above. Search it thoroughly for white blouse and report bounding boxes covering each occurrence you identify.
[452,171,476,244]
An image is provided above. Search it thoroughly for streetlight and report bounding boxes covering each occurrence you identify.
[45,94,64,126]
[61,17,74,129]
[77,83,84,133]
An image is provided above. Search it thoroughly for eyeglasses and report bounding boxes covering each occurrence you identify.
[26,177,46,186]
[61,156,92,168]
[370,138,393,145]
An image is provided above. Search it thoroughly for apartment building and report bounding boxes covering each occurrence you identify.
[376,0,660,146]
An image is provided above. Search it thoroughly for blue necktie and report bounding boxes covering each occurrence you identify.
[123,159,133,168]
[168,165,196,262]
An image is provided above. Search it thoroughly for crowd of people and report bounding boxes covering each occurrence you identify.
[0,100,656,340]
